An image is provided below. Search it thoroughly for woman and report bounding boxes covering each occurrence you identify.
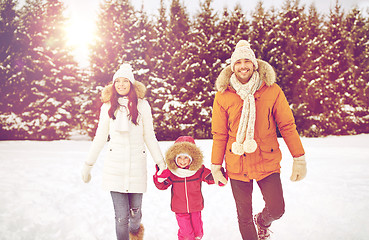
[81,63,166,240]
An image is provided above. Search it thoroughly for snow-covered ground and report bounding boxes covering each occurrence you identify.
[1,134,369,240]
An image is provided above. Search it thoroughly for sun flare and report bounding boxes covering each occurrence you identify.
[65,15,96,67]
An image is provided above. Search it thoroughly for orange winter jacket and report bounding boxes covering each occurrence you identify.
[211,60,305,182]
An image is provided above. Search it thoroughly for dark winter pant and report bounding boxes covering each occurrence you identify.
[230,173,285,240]
[175,211,204,240]
[111,192,143,240]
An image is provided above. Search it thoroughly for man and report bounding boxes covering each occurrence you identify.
[210,40,307,240]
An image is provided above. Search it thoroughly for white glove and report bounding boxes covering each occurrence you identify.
[81,163,93,183]
[211,164,228,186]
[290,155,307,181]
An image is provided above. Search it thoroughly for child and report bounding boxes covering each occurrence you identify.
[153,136,225,240]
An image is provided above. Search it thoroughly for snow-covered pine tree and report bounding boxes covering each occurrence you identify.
[157,0,191,140]
[85,0,137,138]
[125,3,155,82]
[0,0,18,112]
[0,0,23,139]
[249,1,277,61]
[217,4,250,59]
[301,3,325,136]
[1,0,81,140]
[272,0,308,104]
[216,8,233,62]
[149,0,173,140]
[171,0,220,139]
[342,7,369,134]
[316,0,349,135]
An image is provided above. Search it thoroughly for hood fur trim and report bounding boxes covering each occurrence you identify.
[165,142,203,172]
[215,59,276,92]
[101,81,146,103]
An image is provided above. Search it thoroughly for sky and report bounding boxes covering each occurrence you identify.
[1,134,369,239]
[60,0,369,67]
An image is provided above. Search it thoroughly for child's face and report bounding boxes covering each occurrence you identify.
[176,155,191,168]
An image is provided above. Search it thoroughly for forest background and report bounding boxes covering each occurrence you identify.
[1,0,369,140]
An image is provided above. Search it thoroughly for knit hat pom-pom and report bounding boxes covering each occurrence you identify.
[235,40,251,49]
[113,63,135,83]
[232,142,244,155]
[243,139,257,153]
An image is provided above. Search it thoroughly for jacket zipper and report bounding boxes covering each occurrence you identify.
[184,177,190,213]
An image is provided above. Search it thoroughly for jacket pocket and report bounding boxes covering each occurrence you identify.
[225,143,242,173]
[259,138,281,172]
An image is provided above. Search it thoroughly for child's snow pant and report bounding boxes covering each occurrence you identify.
[175,211,203,240]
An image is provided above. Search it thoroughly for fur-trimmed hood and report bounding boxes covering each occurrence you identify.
[165,141,203,172]
[215,59,276,92]
[100,81,147,103]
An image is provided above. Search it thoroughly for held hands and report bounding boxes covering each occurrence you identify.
[211,164,228,186]
[290,155,307,182]
[81,163,93,183]
[154,164,171,183]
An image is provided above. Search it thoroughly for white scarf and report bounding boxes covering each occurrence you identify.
[114,97,130,132]
[171,167,197,178]
[230,71,261,155]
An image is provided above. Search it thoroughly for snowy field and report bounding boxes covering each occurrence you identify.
[1,134,369,240]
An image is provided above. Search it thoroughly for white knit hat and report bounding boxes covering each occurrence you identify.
[113,63,135,83]
[231,40,258,72]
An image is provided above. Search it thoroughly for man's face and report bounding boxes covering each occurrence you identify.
[234,59,255,84]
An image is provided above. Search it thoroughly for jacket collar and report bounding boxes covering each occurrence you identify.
[216,59,276,93]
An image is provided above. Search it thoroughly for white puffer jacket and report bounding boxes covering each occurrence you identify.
[85,82,165,193]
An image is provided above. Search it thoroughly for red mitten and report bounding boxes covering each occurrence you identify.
[154,165,171,183]
[157,169,171,179]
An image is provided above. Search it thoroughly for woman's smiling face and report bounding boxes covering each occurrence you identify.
[114,77,131,96]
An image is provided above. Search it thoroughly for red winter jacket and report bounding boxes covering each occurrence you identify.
[154,165,214,213]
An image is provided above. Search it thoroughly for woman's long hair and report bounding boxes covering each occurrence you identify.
[108,82,139,125]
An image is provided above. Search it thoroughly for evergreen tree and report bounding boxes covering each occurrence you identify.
[316,0,349,135]
[149,0,172,140]
[0,0,19,113]
[342,7,369,133]
[1,0,81,140]
[127,3,155,83]
[216,4,250,64]
[267,0,313,137]
[89,0,136,88]
[249,1,275,60]
[172,0,220,138]
[157,0,191,139]
[85,0,137,138]
[301,3,326,136]
[272,0,307,103]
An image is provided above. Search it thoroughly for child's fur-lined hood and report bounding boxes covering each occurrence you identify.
[100,80,146,103]
[165,141,203,172]
[215,59,276,92]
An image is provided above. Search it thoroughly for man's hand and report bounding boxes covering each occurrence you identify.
[211,164,228,186]
[290,155,307,181]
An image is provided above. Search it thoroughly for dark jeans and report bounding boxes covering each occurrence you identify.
[111,192,143,240]
[230,173,285,240]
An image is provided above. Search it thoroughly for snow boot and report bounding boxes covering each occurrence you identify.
[254,213,272,240]
[129,224,144,240]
